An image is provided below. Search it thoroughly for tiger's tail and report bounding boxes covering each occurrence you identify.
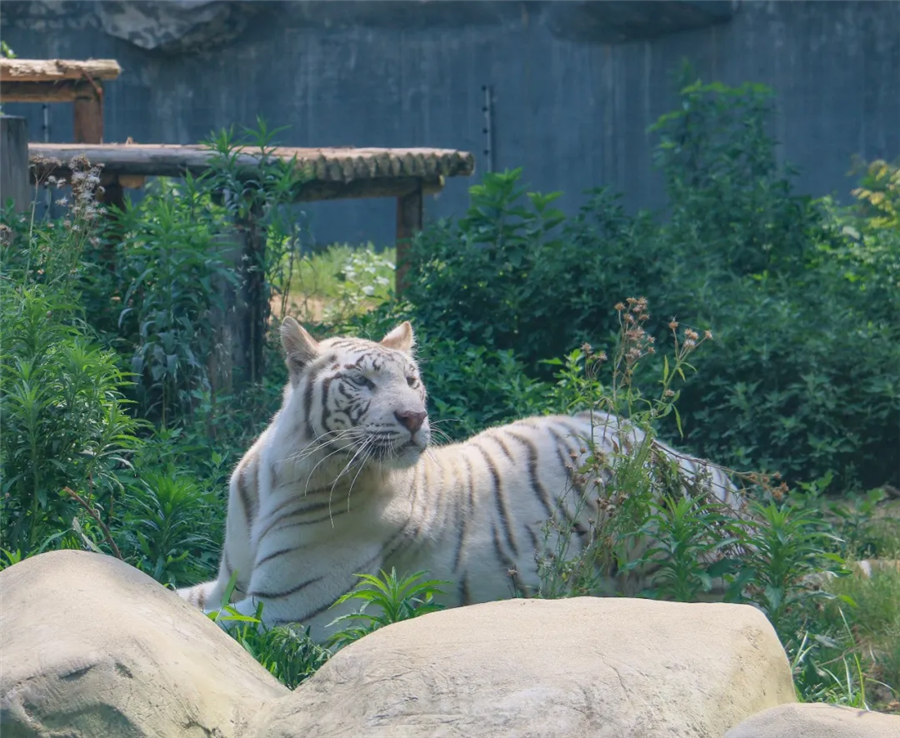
[176,580,221,611]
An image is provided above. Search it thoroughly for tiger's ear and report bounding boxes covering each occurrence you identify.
[281,316,319,372]
[380,321,415,354]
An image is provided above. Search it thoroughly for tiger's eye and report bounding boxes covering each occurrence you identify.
[350,374,376,391]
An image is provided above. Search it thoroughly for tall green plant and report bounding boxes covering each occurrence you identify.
[115,470,217,586]
[1,157,140,554]
[112,176,235,424]
[102,120,313,425]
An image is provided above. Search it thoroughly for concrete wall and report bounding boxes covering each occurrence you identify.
[2,1,898,246]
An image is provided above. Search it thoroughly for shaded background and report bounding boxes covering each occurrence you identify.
[2,0,898,246]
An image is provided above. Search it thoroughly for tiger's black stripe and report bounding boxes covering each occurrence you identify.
[302,356,331,438]
[255,546,304,568]
[251,574,324,600]
[548,430,593,549]
[237,463,256,529]
[504,430,554,519]
[491,523,518,573]
[452,456,474,572]
[254,488,335,543]
[471,442,519,558]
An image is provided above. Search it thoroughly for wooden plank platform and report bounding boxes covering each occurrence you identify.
[28,143,475,201]
[0,59,122,83]
[1,59,123,144]
[28,142,476,296]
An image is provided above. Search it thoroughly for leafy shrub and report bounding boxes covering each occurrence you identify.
[822,566,900,708]
[325,568,449,650]
[84,121,310,427]
[207,582,331,689]
[115,470,217,587]
[527,300,898,707]
[208,568,445,688]
[284,243,395,324]
[323,246,395,324]
[1,160,142,555]
[110,177,235,424]
[400,173,658,375]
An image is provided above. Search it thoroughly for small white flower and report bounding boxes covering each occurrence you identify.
[362,285,375,296]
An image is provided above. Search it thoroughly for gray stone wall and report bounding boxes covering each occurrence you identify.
[2,1,898,246]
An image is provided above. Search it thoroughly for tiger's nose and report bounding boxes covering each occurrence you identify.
[395,410,427,434]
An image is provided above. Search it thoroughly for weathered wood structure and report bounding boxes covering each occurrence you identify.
[29,141,475,292]
[0,59,122,144]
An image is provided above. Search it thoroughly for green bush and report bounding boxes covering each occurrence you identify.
[108,177,235,424]
[648,73,900,490]
[400,173,659,375]
[115,469,218,587]
[1,160,141,555]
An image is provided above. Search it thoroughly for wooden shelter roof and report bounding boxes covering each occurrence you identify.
[28,143,476,201]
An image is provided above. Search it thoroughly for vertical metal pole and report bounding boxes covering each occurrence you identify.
[482,85,494,173]
[42,103,51,213]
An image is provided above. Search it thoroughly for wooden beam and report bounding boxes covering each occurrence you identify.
[27,143,475,183]
[1,116,30,212]
[31,153,447,203]
[73,81,104,143]
[0,59,121,83]
[0,80,81,103]
[395,183,423,296]
[293,176,441,202]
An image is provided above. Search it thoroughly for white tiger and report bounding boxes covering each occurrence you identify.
[178,318,745,641]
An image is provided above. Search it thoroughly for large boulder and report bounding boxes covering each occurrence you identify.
[97,1,261,54]
[1,551,798,738]
[724,702,900,738]
[250,597,796,738]
[0,550,287,737]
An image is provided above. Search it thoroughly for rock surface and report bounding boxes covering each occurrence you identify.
[724,702,900,738]
[250,597,796,738]
[0,550,287,738]
[0,0,737,47]
[0,550,804,738]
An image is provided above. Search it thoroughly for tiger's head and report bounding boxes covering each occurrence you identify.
[280,317,429,468]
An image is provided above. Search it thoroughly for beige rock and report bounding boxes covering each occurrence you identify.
[0,552,802,738]
[724,702,900,738]
[250,597,796,738]
[0,550,287,738]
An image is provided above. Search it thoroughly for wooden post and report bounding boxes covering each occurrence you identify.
[238,208,269,387]
[209,201,270,394]
[208,233,241,398]
[100,176,126,212]
[73,80,103,144]
[395,182,423,296]
[0,115,30,212]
